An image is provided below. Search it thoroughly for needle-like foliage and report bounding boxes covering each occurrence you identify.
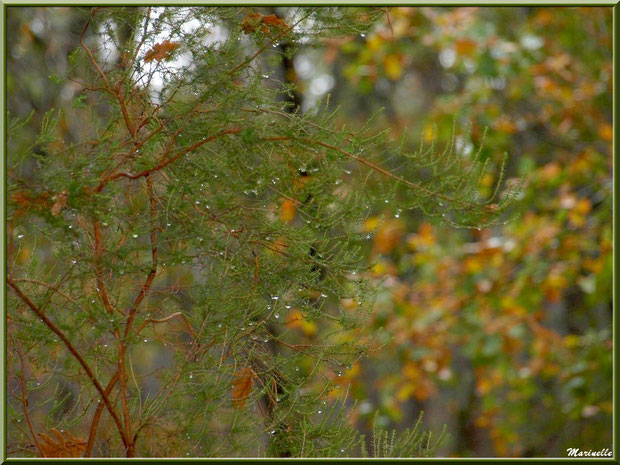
[7,6,518,457]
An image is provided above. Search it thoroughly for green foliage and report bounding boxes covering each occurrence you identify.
[7,6,517,458]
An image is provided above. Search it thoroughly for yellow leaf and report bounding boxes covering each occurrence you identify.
[362,215,380,232]
[383,53,403,80]
[286,309,317,337]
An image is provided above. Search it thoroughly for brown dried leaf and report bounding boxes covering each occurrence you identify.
[241,12,289,35]
[51,189,68,216]
[261,14,289,31]
[241,13,262,34]
[38,428,86,458]
[144,40,181,63]
[231,366,256,408]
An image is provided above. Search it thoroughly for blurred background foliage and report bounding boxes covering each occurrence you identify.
[7,6,612,457]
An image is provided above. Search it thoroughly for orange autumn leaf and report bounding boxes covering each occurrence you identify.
[231,366,256,408]
[372,219,404,255]
[144,40,181,63]
[598,123,613,142]
[38,428,86,458]
[455,38,477,56]
[280,198,297,223]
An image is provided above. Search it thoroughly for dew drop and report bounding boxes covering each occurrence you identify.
[189,373,193,379]
[274,313,280,319]
[17,234,24,239]
[132,234,138,238]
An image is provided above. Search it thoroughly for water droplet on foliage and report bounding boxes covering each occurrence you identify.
[274,313,280,319]
[189,373,193,379]
[132,234,138,238]
[17,234,24,239]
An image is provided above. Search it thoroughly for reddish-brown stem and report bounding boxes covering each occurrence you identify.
[122,176,159,340]
[15,348,44,457]
[80,11,136,140]
[84,371,120,457]
[7,278,130,451]
[134,312,199,340]
[10,278,82,309]
[228,14,308,77]
[116,175,159,456]
[96,128,239,191]
[92,220,117,315]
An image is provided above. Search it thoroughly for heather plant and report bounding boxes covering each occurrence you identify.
[7,6,517,457]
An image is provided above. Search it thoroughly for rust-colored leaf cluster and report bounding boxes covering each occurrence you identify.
[38,428,86,458]
[11,189,69,218]
[241,13,289,36]
[231,366,256,408]
[144,39,181,63]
